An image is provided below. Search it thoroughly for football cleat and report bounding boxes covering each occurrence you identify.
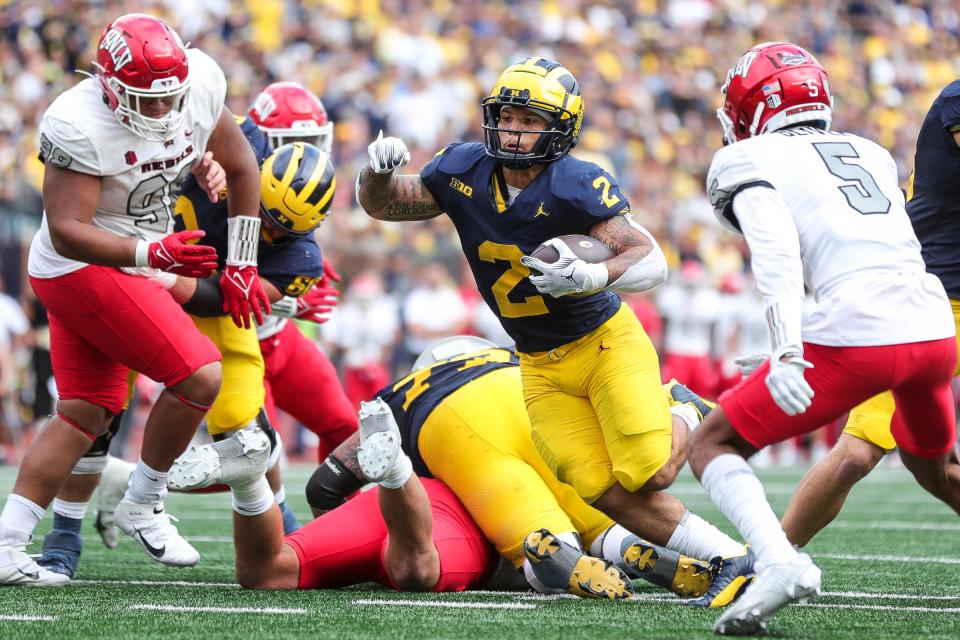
[357,398,402,483]
[167,425,270,491]
[524,529,634,600]
[0,531,70,586]
[714,552,821,636]
[114,500,200,567]
[38,529,82,578]
[94,456,136,549]
[688,548,755,608]
[665,379,716,421]
[621,538,713,598]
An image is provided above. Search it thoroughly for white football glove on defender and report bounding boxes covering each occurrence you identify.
[367,130,410,174]
[765,346,814,416]
[520,238,608,298]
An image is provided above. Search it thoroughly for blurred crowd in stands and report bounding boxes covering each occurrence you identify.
[1,0,957,462]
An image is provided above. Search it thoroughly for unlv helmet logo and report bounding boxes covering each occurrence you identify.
[251,92,277,121]
[99,28,133,72]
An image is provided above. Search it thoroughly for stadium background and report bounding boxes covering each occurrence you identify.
[1,0,959,462]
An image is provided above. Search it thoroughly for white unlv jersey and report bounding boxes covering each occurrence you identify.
[708,127,954,346]
[28,48,227,278]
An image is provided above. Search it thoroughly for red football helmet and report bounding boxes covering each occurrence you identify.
[95,13,190,142]
[248,82,333,153]
[717,42,832,145]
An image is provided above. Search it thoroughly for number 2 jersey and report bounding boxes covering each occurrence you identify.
[708,126,953,347]
[29,48,226,279]
[420,142,625,353]
[174,117,324,340]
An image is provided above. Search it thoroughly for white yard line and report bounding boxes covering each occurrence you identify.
[130,604,306,615]
[354,599,536,610]
[815,553,960,565]
[828,521,960,532]
[799,603,960,614]
[74,579,237,588]
[822,591,960,601]
[0,614,56,621]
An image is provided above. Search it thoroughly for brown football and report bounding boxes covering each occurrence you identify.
[528,234,614,272]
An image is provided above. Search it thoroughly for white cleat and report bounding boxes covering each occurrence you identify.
[357,398,402,483]
[0,544,70,586]
[714,552,821,636]
[167,425,270,491]
[94,456,136,549]
[114,500,200,567]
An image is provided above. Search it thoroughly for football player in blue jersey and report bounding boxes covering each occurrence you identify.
[774,81,960,549]
[37,136,346,576]
[357,57,753,603]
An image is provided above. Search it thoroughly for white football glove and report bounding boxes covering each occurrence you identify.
[765,346,814,416]
[520,238,608,298]
[367,130,410,174]
[734,353,769,377]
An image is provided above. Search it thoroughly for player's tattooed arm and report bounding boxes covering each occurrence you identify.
[588,213,656,282]
[330,432,365,482]
[357,168,443,221]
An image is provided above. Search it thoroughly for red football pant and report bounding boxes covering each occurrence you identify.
[344,364,391,410]
[260,321,357,461]
[721,339,957,458]
[285,478,496,591]
[30,267,220,414]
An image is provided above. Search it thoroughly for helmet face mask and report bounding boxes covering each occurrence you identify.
[96,14,191,142]
[482,58,583,169]
[259,142,336,241]
[248,83,334,153]
[717,42,833,145]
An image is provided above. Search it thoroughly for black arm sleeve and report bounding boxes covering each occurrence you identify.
[305,456,365,516]
[181,275,224,317]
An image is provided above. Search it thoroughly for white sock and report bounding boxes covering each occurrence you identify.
[666,510,745,560]
[700,453,797,571]
[52,498,88,520]
[670,404,701,431]
[592,524,629,560]
[274,485,286,505]
[0,494,45,542]
[125,459,168,504]
[231,476,274,516]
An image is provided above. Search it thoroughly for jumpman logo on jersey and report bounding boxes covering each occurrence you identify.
[598,341,611,353]
[535,203,550,218]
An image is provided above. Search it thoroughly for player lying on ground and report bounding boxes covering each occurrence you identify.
[304,336,749,604]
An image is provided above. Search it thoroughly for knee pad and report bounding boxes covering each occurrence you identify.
[72,454,108,475]
[81,409,125,465]
[305,456,364,513]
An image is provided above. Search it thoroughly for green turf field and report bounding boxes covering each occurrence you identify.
[1,463,958,639]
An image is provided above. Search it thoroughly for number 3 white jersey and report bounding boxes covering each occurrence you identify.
[28,48,227,279]
[708,126,954,347]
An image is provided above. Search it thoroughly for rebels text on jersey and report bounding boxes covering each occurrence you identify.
[376,348,518,476]
[29,48,227,279]
[420,143,625,353]
[708,126,954,347]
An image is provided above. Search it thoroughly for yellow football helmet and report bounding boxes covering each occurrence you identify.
[481,57,584,169]
[259,142,335,238]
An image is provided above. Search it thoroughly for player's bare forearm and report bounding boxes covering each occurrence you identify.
[589,214,654,282]
[207,107,260,216]
[357,167,442,221]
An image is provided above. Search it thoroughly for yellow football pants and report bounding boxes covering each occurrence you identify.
[191,315,264,435]
[519,303,672,503]
[844,298,960,450]
[417,366,614,568]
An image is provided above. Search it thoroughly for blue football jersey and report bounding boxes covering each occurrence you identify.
[174,117,324,296]
[908,80,960,299]
[420,143,625,352]
[375,348,519,477]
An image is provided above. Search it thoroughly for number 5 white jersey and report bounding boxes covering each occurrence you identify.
[708,126,954,347]
[28,48,227,279]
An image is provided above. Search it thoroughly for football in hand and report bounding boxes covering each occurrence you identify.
[527,235,614,274]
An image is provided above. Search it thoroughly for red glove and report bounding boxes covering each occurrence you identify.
[220,265,271,329]
[297,284,340,324]
[321,258,342,285]
[144,230,218,277]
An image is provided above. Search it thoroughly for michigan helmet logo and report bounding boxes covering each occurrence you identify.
[260,142,336,237]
